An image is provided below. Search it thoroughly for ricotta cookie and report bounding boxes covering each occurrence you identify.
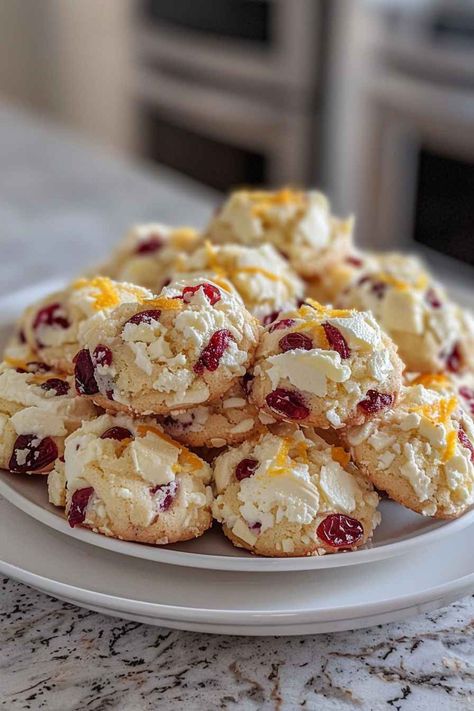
[338,254,473,373]
[212,427,380,557]
[206,188,353,278]
[52,414,213,545]
[97,223,202,291]
[75,277,260,415]
[171,241,304,322]
[406,371,474,420]
[158,378,265,448]
[21,277,153,373]
[0,360,96,475]
[346,384,474,519]
[305,251,376,305]
[250,301,403,429]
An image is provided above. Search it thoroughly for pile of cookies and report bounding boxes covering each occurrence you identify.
[1,187,473,557]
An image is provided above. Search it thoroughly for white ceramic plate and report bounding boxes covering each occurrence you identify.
[2,470,474,572]
[1,280,473,572]
[1,496,473,635]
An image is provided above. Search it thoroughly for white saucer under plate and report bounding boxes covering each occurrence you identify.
[1,280,474,573]
[2,471,474,572]
[1,496,473,635]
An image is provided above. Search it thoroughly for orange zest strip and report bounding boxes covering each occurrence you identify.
[331,447,350,468]
[136,423,203,471]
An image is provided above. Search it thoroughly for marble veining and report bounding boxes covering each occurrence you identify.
[0,102,472,710]
[0,580,472,710]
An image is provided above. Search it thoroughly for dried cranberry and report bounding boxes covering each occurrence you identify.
[18,329,26,344]
[242,372,254,396]
[100,426,133,441]
[235,458,259,481]
[370,281,387,299]
[358,390,393,414]
[446,343,462,373]
[458,428,474,462]
[181,283,221,305]
[268,318,296,333]
[9,434,58,473]
[150,480,178,512]
[425,288,442,309]
[124,309,162,328]
[68,487,94,527]
[33,302,70,338]
[15,361,51,374]
[346,256,363,267]
[74,349,99,395]
[459,386,474,415]
[248,521,262,533]
[322,322,351,359]
[194,329,233,374]
[40,378,70,396]
[262,311,280,326]
[93,344,113,368]
[266,388,310,420]
[279,332,313,352]
[135,235,163,255]
[317,513,364,548]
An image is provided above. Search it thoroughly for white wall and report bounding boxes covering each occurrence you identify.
[0,0,135,153]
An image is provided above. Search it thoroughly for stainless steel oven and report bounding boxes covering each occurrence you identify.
[133,0,325,190]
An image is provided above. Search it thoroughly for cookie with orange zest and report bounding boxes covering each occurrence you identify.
[212,426,380,557]
[345,383,474,519]
[20,277,153,373]
[0,359,96,476]
[75,277,260,416]
[205,188,353,278]
[95,223,202,291]
[170,241,304,322]
[250,301,403,430]
[49,413,213,545]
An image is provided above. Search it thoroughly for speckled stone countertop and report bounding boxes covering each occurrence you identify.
[0,104,472,711]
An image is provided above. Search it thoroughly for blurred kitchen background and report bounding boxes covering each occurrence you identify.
[0,0,472,267]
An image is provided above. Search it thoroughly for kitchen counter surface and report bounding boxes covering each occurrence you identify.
[0,103,472,711]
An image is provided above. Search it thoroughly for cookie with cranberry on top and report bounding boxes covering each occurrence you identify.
[212,426,380,557]
[170,241,304,323]
[250,300,403,430]
[75,277,260,416]
[345,383,474,519]
[49,413,213,545]
[96,223,202,292]
[0,359,96,476]
[20,277,153,373]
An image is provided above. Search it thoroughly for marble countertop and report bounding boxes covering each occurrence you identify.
[0,103,472,711]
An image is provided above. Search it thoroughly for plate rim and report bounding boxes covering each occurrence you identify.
[2,554,473,625]
[1,474,474,572]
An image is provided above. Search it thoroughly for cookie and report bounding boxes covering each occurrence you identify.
[2,326,34,363]
[406,371,474,420]
[250,301,403,429]
[75,277,260,415]
[51,413,213,545]
[206,188,353,278]
[158,378,266,448]
[0,360,96,475]
[171,241,304,322]
[97,223,202,291]
[337,253,473,373]
[345,383,474,519]
[212,426,380,557]
[20,277,153,373]
[305,251,375,305]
